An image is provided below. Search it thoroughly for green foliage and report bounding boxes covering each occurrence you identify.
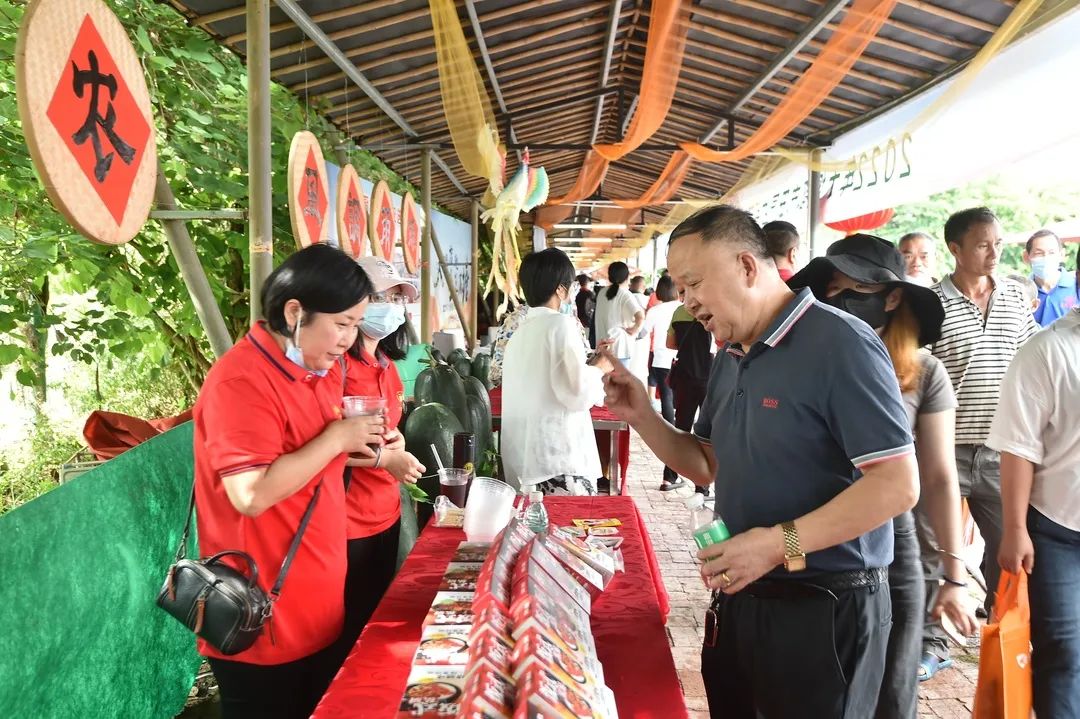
[0,0,427,394]
[880,175,1080,276]
[0,414,83,515]
[0,0,431,509]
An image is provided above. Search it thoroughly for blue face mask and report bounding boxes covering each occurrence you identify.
[285,313,329,377]
[1031,257,1057,283]
[362,303,407,340]
[559,301,574,315]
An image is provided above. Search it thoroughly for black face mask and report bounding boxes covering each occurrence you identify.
[826,288,891,330]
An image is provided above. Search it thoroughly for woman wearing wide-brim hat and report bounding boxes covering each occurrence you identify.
[789,234,980,719]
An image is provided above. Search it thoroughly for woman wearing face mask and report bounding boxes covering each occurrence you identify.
[192,244,384,719]
[789,235,979,719]
[502,249,614,495]
[336,257,426,658]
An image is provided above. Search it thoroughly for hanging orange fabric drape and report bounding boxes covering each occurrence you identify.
[681,0,898,163]
[593,0,691,162]
[612,151,693,210]
[546,0,691,205]
[546,150,609,205]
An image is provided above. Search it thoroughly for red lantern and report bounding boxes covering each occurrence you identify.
[824,207,895,236]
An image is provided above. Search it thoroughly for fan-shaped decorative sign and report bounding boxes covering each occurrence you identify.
[16,0,157,245]
[287,130,329,249]
[400,191,422,274]
[336,163,367,260]
[369,180,396,260]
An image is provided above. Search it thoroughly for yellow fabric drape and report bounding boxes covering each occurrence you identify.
[429,0,503,192]
[680,0,898,164]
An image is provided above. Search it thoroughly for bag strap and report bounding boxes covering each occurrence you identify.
[269,479,322,601]
[173,482,198,563]
[171,476,323,603]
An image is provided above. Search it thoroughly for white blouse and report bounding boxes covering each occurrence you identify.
[594,286,641,358]
[501,307,605,488]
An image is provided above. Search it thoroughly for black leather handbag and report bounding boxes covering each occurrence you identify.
[156,481,322,655]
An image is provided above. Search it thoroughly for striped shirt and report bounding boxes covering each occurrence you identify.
[930,275,1039,444]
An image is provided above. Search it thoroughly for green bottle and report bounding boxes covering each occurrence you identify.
[687,493,731,549]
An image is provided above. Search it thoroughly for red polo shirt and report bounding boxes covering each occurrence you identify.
[193,322,348,665]
[343,350,405,539]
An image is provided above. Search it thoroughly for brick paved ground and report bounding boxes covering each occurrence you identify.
[622,431,980,719]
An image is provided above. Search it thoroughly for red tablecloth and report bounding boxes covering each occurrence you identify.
[488,387,632,489]
[312,496,681,719]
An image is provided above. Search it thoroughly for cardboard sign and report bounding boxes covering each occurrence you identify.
[16,0,157,245]
[369,179,396,260]
[335,163,367,260]
[287,130,329,249]
[401,190,422,274]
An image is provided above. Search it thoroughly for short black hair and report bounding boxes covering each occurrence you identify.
[898,231,933,248]
[629,276,646,292]
[606,262,629,299]
[519,248,574,307]
[944,207,998,248]
[576,273,591,286]
[655,275,677,302]
[1026,229,1062,254]
[262,244,373,335]
[669,205,769,259]
[762,220,799,260]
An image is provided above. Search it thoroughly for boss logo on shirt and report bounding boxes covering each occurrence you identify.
[761,397,780,410]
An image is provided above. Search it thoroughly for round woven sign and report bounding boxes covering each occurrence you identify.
[16,0,157,245]
[368,179,396,261]
[336,163,367,260]
[287,130,330,249]
[400,191,422,274]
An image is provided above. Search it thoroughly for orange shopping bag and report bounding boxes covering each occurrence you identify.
[972,570,1033,719]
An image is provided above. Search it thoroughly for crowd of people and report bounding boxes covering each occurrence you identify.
[187,204,1077,719]
[496,205,1077,718]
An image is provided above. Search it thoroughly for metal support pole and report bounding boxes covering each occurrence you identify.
[149,209,246,221]
[420,148,433,343]
[808,158,821,260]
[470,200,480,350]
[154,169,234,358]
[430,224,475,350]
[248,0,273,324]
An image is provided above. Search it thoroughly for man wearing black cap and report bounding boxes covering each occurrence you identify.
[601,205,919,718]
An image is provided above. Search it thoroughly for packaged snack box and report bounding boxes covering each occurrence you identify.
[510,594,595,656]
[468,605,514,645]
[511,626,604,696]
[398,665,467,718]
[467,627,514,676]
[424,591,475,627]
[440,562,483,592]
[547,531,616,583]
[455,542,493,563]
[460,661,515,718]
[414,625,471,666]
[571,518,622,530]
[522,542,592,613]
[537,536,607,592]
[514,664,601,719]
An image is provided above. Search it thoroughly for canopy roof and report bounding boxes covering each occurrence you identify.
[163,0,1020,229]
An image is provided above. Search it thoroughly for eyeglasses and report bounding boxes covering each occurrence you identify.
[370,292,409,306]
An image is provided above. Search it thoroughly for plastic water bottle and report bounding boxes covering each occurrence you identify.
[523,491,549,534]
[686,494,730,549]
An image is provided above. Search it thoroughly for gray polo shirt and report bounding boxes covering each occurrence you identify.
[693,288,914,577]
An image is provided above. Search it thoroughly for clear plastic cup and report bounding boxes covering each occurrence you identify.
[342,396,388,417]
[438,468,470,509]
[463,477,517,542]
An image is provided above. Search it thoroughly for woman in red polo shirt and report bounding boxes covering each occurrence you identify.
[193,245,385,719]
[336,256,426,653]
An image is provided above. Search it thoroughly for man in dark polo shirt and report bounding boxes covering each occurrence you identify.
[602,205,919,718]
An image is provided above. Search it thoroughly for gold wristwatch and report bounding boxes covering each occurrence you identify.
[780,521,806,572]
